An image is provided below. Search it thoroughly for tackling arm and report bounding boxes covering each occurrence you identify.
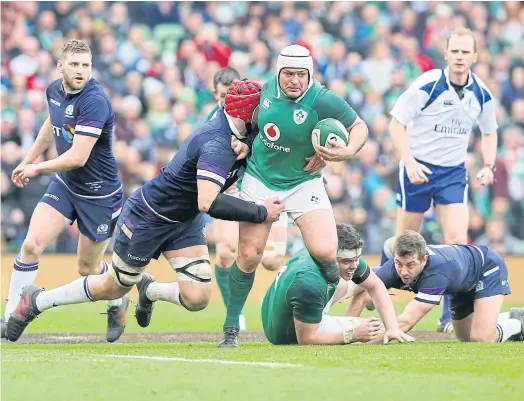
[197,179,267,223]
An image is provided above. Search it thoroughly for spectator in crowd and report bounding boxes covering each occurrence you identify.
[1,1,523,254]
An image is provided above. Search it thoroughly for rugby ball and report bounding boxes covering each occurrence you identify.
[311,118,349,149]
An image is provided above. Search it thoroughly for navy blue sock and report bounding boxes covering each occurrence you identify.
[440,296,451,322]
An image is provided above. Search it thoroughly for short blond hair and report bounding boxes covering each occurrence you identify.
[446,28,477,52]
[61,39,91,59]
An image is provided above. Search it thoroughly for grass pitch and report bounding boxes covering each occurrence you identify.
[1,301,523,401]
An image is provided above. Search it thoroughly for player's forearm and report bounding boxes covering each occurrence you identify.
[346,291,369,317]
[396,314,416,333]
[23,117,54,164]
[389,118,414,164]
[298,331,346,345]
[369,285,400,332]
[35,150,86,174]
[481,132,497,165]
[206,193,267,223]
[345,121,368,158]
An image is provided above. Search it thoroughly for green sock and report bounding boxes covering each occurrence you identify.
[215,264,231,306]
[224,261,255,330]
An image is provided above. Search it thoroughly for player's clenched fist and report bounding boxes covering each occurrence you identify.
[354,317,383,342]
[263,198,284,222]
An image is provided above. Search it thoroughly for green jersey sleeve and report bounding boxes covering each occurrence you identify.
[205,103,220,122]
[287,272,327,324]
[352,258,371,285]
[314,89,358,127]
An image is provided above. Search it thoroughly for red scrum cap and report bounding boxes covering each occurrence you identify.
[224,79,262,124]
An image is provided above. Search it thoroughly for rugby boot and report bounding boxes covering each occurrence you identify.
[6,285,43,342]
[437,319,454,333]
[1,317,7,339]
[218,327,239,348]
[135,273,156,328]
[509,307,524,341]
[106,295,130,342]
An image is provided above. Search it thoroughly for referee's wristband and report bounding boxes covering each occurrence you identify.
[343,327,356,344]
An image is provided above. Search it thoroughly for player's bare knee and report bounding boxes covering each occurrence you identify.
[238,244,263,272]
[261,256,283,271]
[21,237,44,259]
[180,288,211,311]
[310,248,337,264]
[443,232,467,245]
[77,258,99,276]
[216,245,237,268]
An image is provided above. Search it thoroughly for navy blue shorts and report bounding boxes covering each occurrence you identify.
[113,189,207,268]
[396,160,468,213]
[40,176,123,242]
[450,247,511,320]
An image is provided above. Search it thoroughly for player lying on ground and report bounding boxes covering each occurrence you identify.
[208,67,290,332]
[220,44,369,348]
[261,223,414,345]
[1,39,126,342]
[385,28,498,332]
[5,79,284,343]
[349,231,524,343]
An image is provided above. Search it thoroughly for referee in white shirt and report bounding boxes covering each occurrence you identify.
[384,28,498,332]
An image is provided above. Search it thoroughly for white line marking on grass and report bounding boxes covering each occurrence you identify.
[105,354,303,369]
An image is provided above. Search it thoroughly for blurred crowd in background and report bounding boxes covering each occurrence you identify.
[2,1,524,255]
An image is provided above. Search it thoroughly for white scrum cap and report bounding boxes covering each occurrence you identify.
[277,45,314,89]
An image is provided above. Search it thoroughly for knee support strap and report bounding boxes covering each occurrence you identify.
[168,256,211,283]
[109,253,145,288]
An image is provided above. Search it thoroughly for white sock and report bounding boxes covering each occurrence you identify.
[146,282,181,306]
[107,298,123,307]
[36,277,94,312]
[497,312,509,323]
[4,258,39,320]
[496,314,522,342]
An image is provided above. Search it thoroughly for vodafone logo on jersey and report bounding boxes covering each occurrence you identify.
[263,123,281,141]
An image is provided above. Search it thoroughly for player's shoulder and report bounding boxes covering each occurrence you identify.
[188,116,233,152]
[46,78,63,95]
[411,69,446,91]
[80,78,111,102]
[263,75,278,94]
[469,72,494,105]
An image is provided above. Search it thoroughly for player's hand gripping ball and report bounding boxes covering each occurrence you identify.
[311,118,349,149]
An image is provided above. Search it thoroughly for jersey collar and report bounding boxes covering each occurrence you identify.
[60,75,93,95]
[223,109,246,139]
[443,67,474,90]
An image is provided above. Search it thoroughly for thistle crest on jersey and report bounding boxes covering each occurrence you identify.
[224,79,262,123]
